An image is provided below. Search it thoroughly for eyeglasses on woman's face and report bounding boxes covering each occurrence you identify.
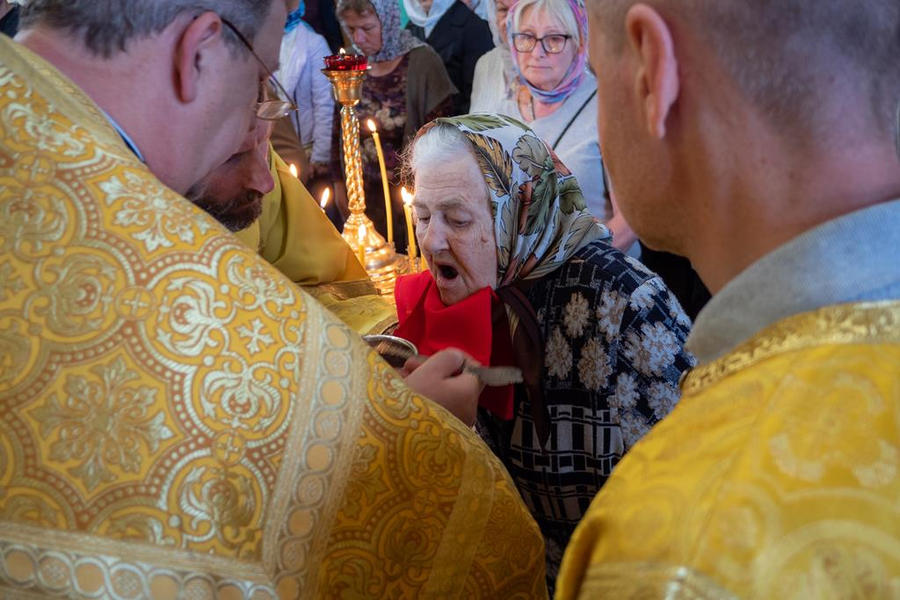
[511,32,572,54]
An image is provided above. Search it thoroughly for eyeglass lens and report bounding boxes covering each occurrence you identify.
[513,33,569,54]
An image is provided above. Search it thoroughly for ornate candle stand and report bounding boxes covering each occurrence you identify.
[322,56,406,297]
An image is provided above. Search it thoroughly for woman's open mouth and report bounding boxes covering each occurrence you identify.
[437,264,459,281]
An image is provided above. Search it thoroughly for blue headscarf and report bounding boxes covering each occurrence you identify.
[284,1,307,32]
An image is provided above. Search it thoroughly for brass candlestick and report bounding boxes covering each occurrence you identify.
[322,64,405,297]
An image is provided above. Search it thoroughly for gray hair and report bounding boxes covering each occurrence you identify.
[511,0,581,47]
[403,124,490,208]
[20,0,279,58]
[588,0,900,145]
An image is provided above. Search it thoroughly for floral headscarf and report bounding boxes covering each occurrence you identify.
[422,113,609,286]
[284,1,306,32]
[508,0,589,104]
[340,0,426,62]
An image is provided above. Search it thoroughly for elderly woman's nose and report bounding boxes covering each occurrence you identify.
[419,219,448,253]
[352,29,367,44]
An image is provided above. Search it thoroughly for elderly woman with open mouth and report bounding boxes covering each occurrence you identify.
[395,114,694,592]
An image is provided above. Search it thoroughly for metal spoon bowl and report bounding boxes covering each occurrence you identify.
[363,334,418,368]
[362,334,523,386]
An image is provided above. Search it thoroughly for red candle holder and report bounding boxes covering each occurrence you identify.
[324,52,368,71]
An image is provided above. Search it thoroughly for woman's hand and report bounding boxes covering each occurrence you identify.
[403,349,484,427]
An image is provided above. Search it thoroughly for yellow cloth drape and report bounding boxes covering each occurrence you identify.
[235,152,397,335]
[556,301,900,600]
[0,36,547,599]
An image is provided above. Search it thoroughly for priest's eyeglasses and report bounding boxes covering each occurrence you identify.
[511,33,572,54]
[220,17,298,120]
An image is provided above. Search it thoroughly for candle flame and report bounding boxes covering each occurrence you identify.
[339,47,347,55]
[320,188,331,209]
[366,119,377,133]
[401,186,414,206]
[289,163,298,178]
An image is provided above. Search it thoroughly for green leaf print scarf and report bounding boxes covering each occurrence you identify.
[422,113,610,287]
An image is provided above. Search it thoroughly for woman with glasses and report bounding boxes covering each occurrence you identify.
[500,0,635,250]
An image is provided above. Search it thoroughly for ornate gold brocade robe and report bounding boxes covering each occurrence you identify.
[235,151,397,336]
[0,37,547,599]
[556,302,900,599]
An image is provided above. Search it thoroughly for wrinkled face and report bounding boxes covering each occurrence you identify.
[185,119,275,232]
[198,3,286,190]
[414,152,498,305]
[515,6,578,91]
[496,0,514,42]
[341,9,383,56]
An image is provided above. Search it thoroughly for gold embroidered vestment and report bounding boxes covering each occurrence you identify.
[556,301,900,599]
[0,37,547,599]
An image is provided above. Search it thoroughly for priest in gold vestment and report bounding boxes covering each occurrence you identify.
[0,3,547,598]
[557,0,900,598]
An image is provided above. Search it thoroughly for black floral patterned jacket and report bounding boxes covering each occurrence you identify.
[477,239,695,591]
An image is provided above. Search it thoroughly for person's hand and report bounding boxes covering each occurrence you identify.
[403,349,484,427]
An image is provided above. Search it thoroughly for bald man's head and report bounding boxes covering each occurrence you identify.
[589,0,900,139]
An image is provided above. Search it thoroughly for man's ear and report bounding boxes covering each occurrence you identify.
[625,4,679,139]
[173,12,225,104]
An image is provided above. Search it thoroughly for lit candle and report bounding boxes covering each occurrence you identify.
[357,224,366,268]
[320,187,331,210]
[401,187,417,271]
[367,119,393,246]
[289,163,299,179]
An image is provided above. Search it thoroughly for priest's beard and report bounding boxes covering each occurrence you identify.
[185,187,264,233]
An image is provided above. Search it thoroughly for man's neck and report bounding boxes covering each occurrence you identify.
[684,122,900,295]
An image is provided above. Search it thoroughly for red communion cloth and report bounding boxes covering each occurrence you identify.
[394,271,515,419]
